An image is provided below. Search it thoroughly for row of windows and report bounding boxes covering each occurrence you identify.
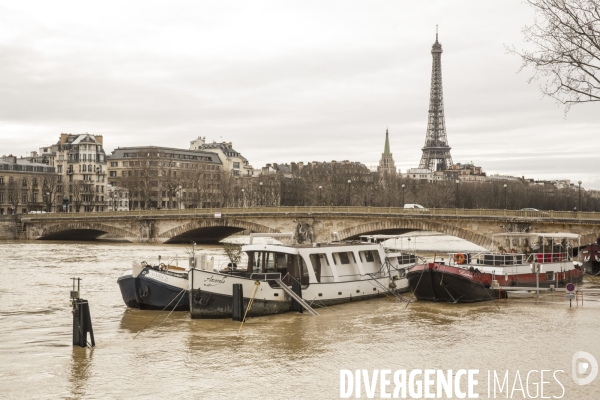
[108,199,128,206]
[0,176,63,186]
[120,152,213,161]
[111,160,219,170]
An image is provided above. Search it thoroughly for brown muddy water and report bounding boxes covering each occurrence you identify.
[1,240,600,399]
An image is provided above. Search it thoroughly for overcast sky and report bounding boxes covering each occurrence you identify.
[1,1,598,188]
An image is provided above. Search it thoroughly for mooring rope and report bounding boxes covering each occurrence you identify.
[239,281,260,332]
[151,290,186,334]
[405,265,427,309]
[133,288,186,339]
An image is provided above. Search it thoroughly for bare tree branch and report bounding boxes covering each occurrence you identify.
[508,0,600,112]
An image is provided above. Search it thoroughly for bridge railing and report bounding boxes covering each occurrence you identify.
[15,206,600,221]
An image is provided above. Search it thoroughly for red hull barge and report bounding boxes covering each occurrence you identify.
[407,261,583,303]
[407,233,583,303]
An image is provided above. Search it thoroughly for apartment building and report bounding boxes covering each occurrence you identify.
[0,155,58,214]
[107,146,223,209]
[28,133,108,212]
[189,137,254,177]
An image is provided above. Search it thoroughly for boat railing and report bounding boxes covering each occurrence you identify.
[448,252,529,266]
[249,272,282,282]
[525,252,571,263]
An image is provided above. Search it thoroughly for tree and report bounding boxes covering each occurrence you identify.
[70,180,86,212]
[509,0,600,111]
[42,175,60,212]
[6,178,20,214]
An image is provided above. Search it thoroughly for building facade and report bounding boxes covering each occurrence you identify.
[107,184,130,212]
[190,137,254,177]
[27,133,107,212]
[107,146,223,209]
[0,156,58,214]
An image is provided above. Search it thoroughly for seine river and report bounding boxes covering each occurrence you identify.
[2,234,600,399]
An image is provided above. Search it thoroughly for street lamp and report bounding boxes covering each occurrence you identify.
[46,192,50,212]
[178,185,182,210]
[401,184,405,206]
[259,181,263,206]
[241,188,245,208]
[578,180,582,211]
[318,185,322,205]
[455,179,460,208]
[347,180,351,206]
[503,184,507,210]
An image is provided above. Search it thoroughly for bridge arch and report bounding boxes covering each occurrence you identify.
[159,218,278,244]
[38,222,137,241]
[337,219,492,248]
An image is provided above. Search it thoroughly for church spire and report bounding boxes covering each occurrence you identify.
[378,128,396,175]
[383,128,391,155]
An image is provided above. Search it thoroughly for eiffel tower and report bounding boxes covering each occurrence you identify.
[418,27,453,171]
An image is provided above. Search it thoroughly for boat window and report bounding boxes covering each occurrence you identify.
[336,252,350,265]
[361,251,375,263]
[265,252,275,272]
[350,252,356,263]
[359,252,364,262]
[247,251,260,272]
[254,252,263,272]
[284,254,310,285]
[309,254,323,283]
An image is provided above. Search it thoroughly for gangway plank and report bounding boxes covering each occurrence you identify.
[274,279,319,316]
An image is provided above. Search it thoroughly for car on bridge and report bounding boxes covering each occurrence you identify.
[403,204,428,213]
[518,208,549,216]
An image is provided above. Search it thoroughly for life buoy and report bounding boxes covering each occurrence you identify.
[454,253,466,265]
[510,248,517,254]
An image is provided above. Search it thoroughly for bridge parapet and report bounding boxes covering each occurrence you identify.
[7,206,600,244]
[18,206,600,221]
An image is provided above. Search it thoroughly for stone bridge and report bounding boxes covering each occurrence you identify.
[10,206,600,247]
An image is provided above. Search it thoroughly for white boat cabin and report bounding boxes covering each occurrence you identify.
[241,242,395,286]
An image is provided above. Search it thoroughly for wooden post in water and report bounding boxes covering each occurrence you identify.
[71,278,95,348]
[232,284,244,322]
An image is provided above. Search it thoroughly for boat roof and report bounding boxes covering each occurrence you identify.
[492,232,580,239]
[360,234,416,244]
[242,241,380,254]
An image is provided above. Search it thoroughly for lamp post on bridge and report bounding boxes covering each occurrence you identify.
[259,181,263,206]
[578,180,582,211]
[503,184,507,209]
[177,185,182,210]
[241,188,245,208]
[455,179,460,208]
[45,191,51,212]
[401,183,405,206]
[318,185,322,205]
[347,180,351,206]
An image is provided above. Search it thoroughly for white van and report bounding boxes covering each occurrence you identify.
[403,204,425,209]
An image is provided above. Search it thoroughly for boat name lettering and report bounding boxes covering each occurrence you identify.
[458,270,473,277]
[147,270,168,282]
[204,275,227,287]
